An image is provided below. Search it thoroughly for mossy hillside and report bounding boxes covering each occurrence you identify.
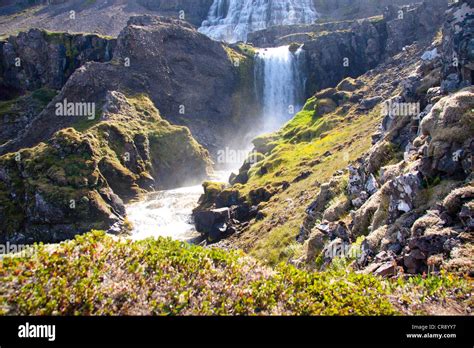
[1,231,470,316]
[0,88,58,144]
[214,98,384,253]
[0,88,57,119]
[211,95,383,265]
[0,129,112,240]
[0,94,211,241]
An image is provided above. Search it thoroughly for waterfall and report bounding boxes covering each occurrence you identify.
[254,46,306,133]
[199,0,319,43]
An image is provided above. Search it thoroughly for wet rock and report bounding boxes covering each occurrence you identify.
[194,207,231,241]
[315,98,337,117]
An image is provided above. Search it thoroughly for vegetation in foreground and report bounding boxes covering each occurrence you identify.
[1,231,471,316]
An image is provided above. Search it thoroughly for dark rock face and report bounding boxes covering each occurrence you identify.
[384,0,448,56]
[440,0,474,92]
[0,16,238,156]
[249,0,448,95]
[194,207,232,242]
[303,18,388,93]
[312,0,416,21]
[0,29,115,94]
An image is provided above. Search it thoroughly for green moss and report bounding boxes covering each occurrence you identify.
[203,181,225,197]
[0,88,58,120]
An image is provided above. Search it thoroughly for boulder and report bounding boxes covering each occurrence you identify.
[336,77,363,92]
[358,96,383,110]
[194,207,231,241]
[419,87,474,178]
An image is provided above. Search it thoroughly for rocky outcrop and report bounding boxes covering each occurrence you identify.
[0,29,115,95]
[0,88,57,146]
[137,0,214,26]
[0,92,211,244]
[304,1,448,93]
[440,0,474,93]
[0,16,241,156]
[299,82,473,276]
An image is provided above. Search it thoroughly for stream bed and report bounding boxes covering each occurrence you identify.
[126,171,231,242]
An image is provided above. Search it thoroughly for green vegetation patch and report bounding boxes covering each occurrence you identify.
[0,231,397,315]
[2,231,470,316]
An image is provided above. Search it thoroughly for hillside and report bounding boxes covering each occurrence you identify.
[0,0,472,318]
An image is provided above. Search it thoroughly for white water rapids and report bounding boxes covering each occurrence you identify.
[199,0,319,43]
[126,171,231,241]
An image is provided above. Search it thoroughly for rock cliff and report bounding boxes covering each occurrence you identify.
[0,16,245,156]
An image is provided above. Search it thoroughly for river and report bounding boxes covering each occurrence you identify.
[126,171,232,241]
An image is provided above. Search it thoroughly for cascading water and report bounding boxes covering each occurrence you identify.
[254,46,306,133]
[199,0,319,43]
[127,2,310,242]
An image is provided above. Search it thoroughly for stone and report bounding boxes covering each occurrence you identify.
[374,262,397,277]
[336,77,363,92]
[404,249,426,274]
[194,207,231,236]
[304,230,327,263]
[358,96,383,110]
